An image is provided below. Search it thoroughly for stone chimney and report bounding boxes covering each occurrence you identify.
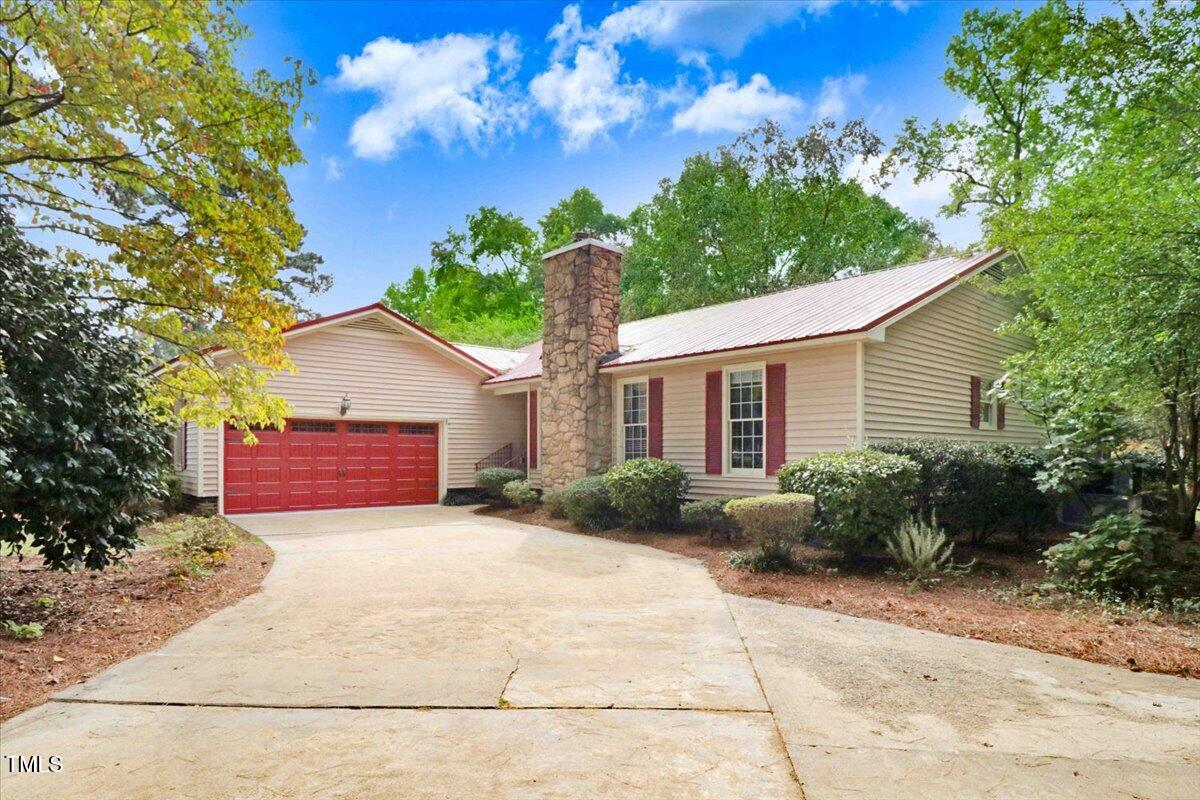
[539,232,623,492]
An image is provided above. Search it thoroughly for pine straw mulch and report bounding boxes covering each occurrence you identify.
[480,506,1200,679]
[0,520,273,722]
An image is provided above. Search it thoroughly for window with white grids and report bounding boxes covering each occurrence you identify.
[622,381,648,461]
[728,368,764,471]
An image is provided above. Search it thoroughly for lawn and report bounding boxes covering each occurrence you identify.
[482,506,1200,679]
[0,516,272,721]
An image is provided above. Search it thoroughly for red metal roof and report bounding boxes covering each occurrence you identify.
[485,249,1008,385]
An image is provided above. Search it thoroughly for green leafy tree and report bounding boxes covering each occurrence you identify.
[894,0,1200,537]
[0,0,316,432]
[0,209,169,570]
[384,190,627,348]
[621,119,937,320]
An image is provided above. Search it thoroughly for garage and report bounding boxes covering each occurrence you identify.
[222,419,439,513]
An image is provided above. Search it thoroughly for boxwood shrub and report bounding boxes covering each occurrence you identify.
[870,438,1052,541]
[777,450,918,554]
[559,475,621,531]
[680,496,745,538]
[724,494,815,570]
[475,467,526,504]
[502,479,539,509]
[603,458,691,530]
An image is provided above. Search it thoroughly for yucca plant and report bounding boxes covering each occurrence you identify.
[886,512,955,585]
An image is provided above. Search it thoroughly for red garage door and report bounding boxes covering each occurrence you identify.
[223,420,439,513]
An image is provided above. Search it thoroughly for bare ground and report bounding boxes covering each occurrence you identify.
[482,506,1200,679]
[0,524,272,721]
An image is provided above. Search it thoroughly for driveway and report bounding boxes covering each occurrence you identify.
[2,507,1197,799]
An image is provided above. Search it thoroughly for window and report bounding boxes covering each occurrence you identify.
[621,380,648,460]
[291,420,336,433]
[728,367,764,471]
[348,422,388,434]
[397,423,436,436]
[172,424,187,470]
[978,380,996,430]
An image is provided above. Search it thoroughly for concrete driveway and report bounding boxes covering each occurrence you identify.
[2,506,1197,799]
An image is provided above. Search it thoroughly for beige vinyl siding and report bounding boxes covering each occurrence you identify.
[631,344,858,498]
[174,422,220,498]
[176,421,201,496]
[217,320,526,490]
[864,282,1041,444]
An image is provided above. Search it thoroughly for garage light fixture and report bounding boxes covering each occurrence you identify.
[340,394,351,416]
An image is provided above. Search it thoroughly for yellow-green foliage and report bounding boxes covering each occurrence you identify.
[151,516,242,578]
[725,494,815,568]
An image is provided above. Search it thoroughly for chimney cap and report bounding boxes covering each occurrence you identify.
[542,237,624,261]
[573,230,594,242]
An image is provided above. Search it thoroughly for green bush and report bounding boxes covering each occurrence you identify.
[441,487,490,506]
[725,494,815,571]
[777,450,918,554]
[502,479,539,508]
[543,490,567,519]
[475,467,526,504]
[560,476,621,531]
[603,458,691,530]
[152,516,242,578]
[1044,514,1177,598]
[1,620,44,640]
[680,496,745,538]
[870,439,1052,542]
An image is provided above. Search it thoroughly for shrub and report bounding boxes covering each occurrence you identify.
[153,516,241,578]
[502,479,539,508]
[1,620,44,640]
[680,496,745,538]
[870,439,1056,543]
[559,476,621,531]
[543,490,567,519]
[725,494,815,571]
[603,458,691,530]
[441,487,490,506]
[1044,514,1177,598]
[475,467,526,504]
[777,450,918,554]
[886,513,956,585]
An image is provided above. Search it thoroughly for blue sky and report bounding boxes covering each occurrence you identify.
[236,1,1013,315]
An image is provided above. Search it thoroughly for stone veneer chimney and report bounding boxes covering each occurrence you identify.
[539,232,623,493]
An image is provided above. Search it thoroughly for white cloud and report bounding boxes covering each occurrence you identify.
[597,1,838,57]
[846,152,981,247]
[671,73,804,134]
[530,43,647,152]
[332,33,524,159]
[815,73,867,119]
[323,156,344,181]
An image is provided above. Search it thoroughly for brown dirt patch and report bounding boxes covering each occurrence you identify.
[0,522,272,721]
[482,506,1200,679]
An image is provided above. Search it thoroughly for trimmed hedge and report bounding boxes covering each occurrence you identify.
[870,439,1052,541]
[502,479,539,508]
[559,475,621,531]
[725,493,815,569]
[681,496,745,538]
[475,467,526,504]
[603,458,691,530]
[777,450,918,554]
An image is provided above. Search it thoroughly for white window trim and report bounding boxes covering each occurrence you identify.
[616,375,650,462]
[723,361,767,478]
[979,378,998,431]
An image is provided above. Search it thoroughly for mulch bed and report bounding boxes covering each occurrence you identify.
[0,528,272,722]
[482,506,1200,679]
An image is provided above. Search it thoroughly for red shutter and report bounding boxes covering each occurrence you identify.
[648,377,663,458]
[969,376,981,429]
[528,390,538,469]
[765,363,786,475]
[997,400,1006,430]
[705,370,722,474]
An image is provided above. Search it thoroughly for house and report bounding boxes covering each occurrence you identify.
[172,235,1040,514]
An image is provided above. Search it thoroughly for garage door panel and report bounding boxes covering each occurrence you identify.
[224,420,439,513]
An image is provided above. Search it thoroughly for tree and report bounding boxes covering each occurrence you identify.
[0,1,316,432]
[895,1,1200,537]
[0,209,169,570]
[621,120,937,320]
[383,190,627,347]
